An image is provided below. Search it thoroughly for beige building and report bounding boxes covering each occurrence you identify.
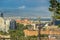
[5,19,10,33]
[0,17,5,32]
[0,17,10,33]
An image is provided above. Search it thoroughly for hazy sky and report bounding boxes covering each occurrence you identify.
[0,0,51,17]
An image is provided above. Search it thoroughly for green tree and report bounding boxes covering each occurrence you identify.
[8,23,25,40]
[49,0,60,19]
[49,0,57,11]
[58,24,60,28]
[56,2,60,19]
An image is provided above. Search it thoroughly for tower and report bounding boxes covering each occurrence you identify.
[0,12,3,17]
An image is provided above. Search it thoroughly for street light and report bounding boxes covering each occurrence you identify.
[37,17,44,40]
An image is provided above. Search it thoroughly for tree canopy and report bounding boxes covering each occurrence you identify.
[49,0,60,19]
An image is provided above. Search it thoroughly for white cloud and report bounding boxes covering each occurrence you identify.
[19,6,26,9]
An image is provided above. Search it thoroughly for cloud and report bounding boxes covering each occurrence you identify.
[18,6,26,9]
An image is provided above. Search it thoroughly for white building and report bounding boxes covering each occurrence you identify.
[5,19,10,33]
[0,17,10,33]
[0,17,5,32]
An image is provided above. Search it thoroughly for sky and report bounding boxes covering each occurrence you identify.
[0,0,51,17]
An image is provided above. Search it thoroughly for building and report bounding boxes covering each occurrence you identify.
[51,17,60,25]
[0,12,3,17]
[5,19,10,33]
[31,23,45,30]
[10,19,17,30]
[0,17,10,33]
[0,17,5,32]
[31,24,36,30]
[16,19,32,26]
[54,19,60,25]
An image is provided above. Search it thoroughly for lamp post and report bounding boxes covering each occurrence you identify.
[38,24,44,40]
[37,17,44,40]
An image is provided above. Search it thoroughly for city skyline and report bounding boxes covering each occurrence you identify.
[0,0,51,17]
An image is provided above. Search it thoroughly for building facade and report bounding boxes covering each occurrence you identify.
[0,17,10,33]
[54,19,60,25]
[10,19,17,30]
[0,12,3,17]
[0,17,5,32]
[5,19,10,33]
